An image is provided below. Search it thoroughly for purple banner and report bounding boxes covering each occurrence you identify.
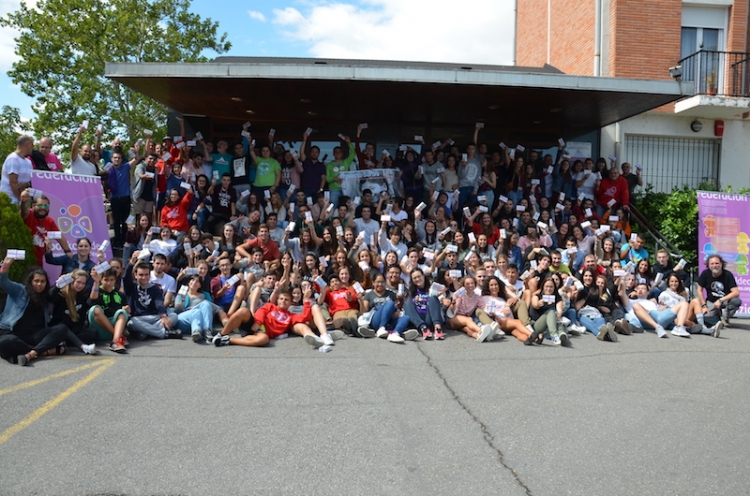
[697,190,750,317]
[31,171,112,281]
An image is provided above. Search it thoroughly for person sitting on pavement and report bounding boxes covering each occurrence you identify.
[122,261,180,340]
[696,254,742,330]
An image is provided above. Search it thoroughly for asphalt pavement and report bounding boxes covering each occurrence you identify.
[1,321,749,495]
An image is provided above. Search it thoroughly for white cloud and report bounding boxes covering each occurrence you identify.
[248,10,266,22]
[271,0,515,65]
[0,0,39,70]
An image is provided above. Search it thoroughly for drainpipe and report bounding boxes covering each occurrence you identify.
[547,0,552,64]
[594,0,602,76]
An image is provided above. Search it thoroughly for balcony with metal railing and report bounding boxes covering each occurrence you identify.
[674,50,750,118]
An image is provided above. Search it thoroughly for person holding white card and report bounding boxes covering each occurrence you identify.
[248,144,281,205]
[44,236,96,289]
[619,233,648,264]
[69,125,99,176]
[161,186,193,242]
[361,273,416,343]
[595,165,629,217]
[457,142,482,215]
[529,276,569,346]
[403,268,446,340]
[48,268,98,354]
[574,158,598,202]
[120,261,180,340]
[209,256,248,315]
[445,276,496,342]
[206,173,238,234]
[0,258,70,365]
[324,137,356,208]
[173,274,222,342]
[621,162,643,198]
[132,152,159,224]
[17,190,70,265]
[354,123,378,170]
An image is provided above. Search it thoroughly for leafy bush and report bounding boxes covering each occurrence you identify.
[0,192,34,282]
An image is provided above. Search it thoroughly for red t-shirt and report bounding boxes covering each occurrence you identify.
[242,238,281,262]
[25,212,60,265]
[254,301,312,338]
[325,287,358,315]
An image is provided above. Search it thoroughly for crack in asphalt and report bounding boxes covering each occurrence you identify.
[416,342,533,496]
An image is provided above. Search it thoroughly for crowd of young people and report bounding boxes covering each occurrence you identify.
[0,122,743,366]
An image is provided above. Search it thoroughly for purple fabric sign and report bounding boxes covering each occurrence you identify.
[697,190,749,317]
[31,171,112,281]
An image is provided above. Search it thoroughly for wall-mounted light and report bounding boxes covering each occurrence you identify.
[690,120,702,132]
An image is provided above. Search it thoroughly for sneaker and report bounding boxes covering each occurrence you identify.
[568,324,584,336]
[387,332,405,343]
[166,328,183,339]
[328,330,345,341]
[213,334,230,347]
[191,330,202,342]
[619,320,631,335]
[552,335,561,345]
[376,327,388,339]
[560,333,571,347]
[700,325,713,335]
[82,344,97,355]
[671,325,691,338]
[121,335,129,347]
[477,323,493,343]
[492,329,506,340]
[434,329,445,340]
[202,329,214,342]
[304,334,325,348]
[17,354,29,366]
[403,329,419,341]
[630,325,644,334]
[321,333,334,346]
[597,324,608,341]
[109,339,127,354]
[358,326,376,338]
[655,325,667,338]
[720,316,729,328]
[606,322,618,342]
[422,328,433,340]
[711,320,723,338]
[132,330,148,341]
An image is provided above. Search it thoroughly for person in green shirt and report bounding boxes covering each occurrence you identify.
[250,144,281,204]
[326,137,356,208]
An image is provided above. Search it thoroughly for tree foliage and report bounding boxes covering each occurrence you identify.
[0,193,35,282]
[0,106,29,175]
[1,0,231,151]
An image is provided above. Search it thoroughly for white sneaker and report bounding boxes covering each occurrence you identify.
[552,336,561,345]
[568,324,584,336]
[328,330,345,341]
[477,324,493,343]
[82,344,96,355]
[670,325,691,338]
[376,327,388,339]
[655,325,668,338]
[711,321,723,338]
[304,334,324,348]
[700,325,712,335]
[403,329,419,341]
[387,332,405,343]
[321,333,334,346]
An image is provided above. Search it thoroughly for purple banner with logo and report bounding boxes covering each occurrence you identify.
[697,190,749,317]
[31,171,112,281]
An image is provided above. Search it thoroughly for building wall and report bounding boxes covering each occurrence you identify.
[516,0,548,68]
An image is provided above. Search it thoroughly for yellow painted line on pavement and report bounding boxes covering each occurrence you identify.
[0,360,105,397]
[0,358,115,445]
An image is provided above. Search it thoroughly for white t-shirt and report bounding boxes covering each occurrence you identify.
[150,271,176,298]
[69,156,98,176]
[0,152,32,204]
[575,170,598,200]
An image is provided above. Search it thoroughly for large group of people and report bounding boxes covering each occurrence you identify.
[0,120,743,366]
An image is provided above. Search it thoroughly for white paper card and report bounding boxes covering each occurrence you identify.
[516,144,525,152]
[47,231,62,239]
[610,215,619,222]
[240,189,250,198]
[195,131,203,140]
[162,152,172,161]
[499,195,508,203]
[305,212,313,222]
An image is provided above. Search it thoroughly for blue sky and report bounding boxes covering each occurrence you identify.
[0,0,515,120]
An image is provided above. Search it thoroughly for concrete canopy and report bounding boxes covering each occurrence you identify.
[105,57,684,146]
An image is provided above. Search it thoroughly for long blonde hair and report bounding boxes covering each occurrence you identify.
[61,269,88,322]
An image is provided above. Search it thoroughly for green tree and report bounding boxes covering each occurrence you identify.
[0,193,34,282]
[1,0,230,151]
[0,106,29,175]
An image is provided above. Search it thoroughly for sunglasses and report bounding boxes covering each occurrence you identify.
[35,203,50,208]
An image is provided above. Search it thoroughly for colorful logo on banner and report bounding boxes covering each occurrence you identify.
[697,191,750,316]
[30,171,111,280]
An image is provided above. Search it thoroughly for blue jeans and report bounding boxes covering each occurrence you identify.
[370,300,410,335]
[176,300,214,334]
[646,309,677,330]
[507,189,523,206]
[458,186,475,211]
[403,296,444,330]
[328,189,342,209]
[196,208,210,231]
[579,315,606,336]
